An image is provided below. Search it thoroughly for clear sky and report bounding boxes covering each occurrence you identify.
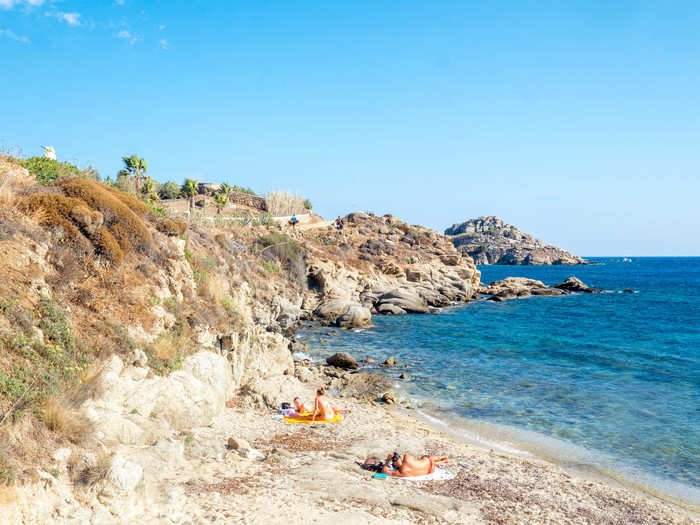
[2,1,699,255]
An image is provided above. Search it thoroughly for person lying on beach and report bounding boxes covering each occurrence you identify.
[379,452,448,477]
[311,387,352,421]
[357,458,385,472]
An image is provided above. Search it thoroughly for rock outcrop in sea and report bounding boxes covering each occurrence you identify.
[481,276,602,301]
[444,215,587,265]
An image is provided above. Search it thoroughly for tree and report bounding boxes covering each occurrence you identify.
[158,181,181,200]
[182,178,199,210]
[140,176,158,203]
[118,155,147,192]
[214,184,231,215]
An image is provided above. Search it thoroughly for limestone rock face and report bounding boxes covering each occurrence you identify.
[445,216,587,265]
[81,351,233,444]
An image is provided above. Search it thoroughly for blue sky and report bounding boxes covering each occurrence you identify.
[1,1,699,255]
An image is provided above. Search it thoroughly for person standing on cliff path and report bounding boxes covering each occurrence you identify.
[289,215,298,231]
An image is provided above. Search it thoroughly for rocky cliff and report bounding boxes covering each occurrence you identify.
[0,156,481,503]
[444,216,587,265]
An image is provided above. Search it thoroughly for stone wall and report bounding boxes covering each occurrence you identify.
[195,184,268,211]
[230,191,267,211]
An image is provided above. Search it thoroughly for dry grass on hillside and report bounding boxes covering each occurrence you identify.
[264,190,306,217]
[58,178,153,254]
[40,395,93,444]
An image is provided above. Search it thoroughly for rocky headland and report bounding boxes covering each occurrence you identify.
[0,155,693,524]
[445,216,588,265]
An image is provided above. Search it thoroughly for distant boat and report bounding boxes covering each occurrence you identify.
[622,257,632,262]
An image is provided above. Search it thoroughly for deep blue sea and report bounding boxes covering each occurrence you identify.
[298,258,700,506]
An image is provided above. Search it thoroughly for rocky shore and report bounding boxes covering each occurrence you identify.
[445,216,587,265]
[1,350,693,524]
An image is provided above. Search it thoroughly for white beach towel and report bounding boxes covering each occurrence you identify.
[396,468,455,481]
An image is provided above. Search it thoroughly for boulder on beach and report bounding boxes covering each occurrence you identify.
[326,352,358,370]
[376,288,429,314]
[376,303,406,315]
[335,305,372,328]
[313,298,359,320]
[382,392,396,404]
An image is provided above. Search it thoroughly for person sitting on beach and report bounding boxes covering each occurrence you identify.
[311,387,351,421]
[380,452,448,477]
[293,397,307,414]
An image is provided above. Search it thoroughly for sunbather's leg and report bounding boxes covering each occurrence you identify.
[424,454,448,464]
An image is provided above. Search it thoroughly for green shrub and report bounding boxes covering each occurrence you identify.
[231,185,256,195]
[303,199,312,210]
[0,452,15,486]
[158,181,182,200]
[262,260,279,273]
[21,157,80,185]
[256,232,307,287]
[256,232,300,264]
[0,298,90,420]
[256,214,279,226]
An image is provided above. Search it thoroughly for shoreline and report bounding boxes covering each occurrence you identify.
[2,352,695,524]
[294,317,700,516]
[409,403,700,516]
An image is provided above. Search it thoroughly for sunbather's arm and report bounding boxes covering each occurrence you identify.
[311,398,319,421]
[381,465,411,477]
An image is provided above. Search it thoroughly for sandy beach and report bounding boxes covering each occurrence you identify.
[116,383,698,524]
[0,353,695,524]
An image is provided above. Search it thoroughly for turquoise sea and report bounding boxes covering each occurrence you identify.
[298,258,700,507]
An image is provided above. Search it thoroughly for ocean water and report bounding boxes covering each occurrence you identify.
[298,257,700,506]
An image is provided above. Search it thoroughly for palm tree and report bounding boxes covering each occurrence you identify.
[140,176,157,203]
[118,155,147,192]
[214,184,231,215]
[182,178,199,210]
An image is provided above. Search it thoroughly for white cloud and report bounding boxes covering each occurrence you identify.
[0,0,44,10]
[0,28,30,43]
[59,12,81,25]
[159,38,168,50]
[117,29,140,45]
[44,10,82,26]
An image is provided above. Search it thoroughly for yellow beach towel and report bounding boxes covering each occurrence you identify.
[283,412,344,424]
